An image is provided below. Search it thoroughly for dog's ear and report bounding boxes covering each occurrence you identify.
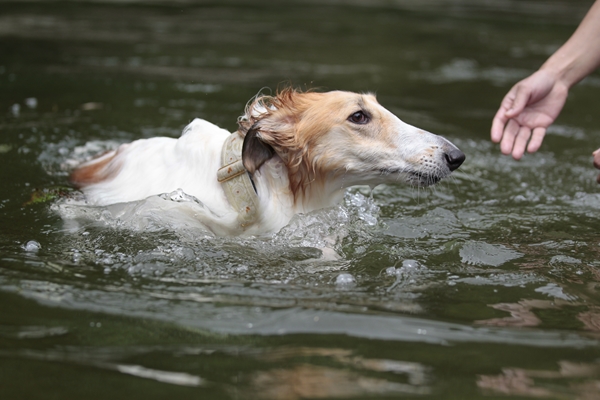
[242,125,275,174]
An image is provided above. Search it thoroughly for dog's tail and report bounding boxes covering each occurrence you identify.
[69,148,122,188]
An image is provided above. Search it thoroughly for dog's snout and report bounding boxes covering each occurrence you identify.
[444,149,465,171]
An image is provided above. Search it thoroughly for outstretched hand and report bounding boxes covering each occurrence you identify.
[594,148,600,183]
[491,69,569,160]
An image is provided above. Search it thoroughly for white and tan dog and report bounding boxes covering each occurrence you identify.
[70,88,465,236]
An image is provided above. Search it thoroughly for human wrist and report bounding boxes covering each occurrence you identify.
[539,55,584,89]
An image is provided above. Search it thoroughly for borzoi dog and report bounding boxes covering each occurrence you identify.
[70,88,465,236]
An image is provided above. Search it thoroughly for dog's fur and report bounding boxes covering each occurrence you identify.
[70,88,465,236]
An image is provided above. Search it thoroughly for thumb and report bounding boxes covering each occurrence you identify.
[505,85,531,118]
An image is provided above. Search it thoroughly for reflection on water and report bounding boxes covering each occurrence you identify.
[0,344,431,398]
[2,0,600,399]
[244,347,431,399]
[478,360,600,399]
[477,297,600,333]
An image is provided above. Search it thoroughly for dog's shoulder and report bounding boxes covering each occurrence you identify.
[181,118,231,139]
[175,118,232,162]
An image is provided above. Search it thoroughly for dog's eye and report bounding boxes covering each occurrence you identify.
[348,111,370,125]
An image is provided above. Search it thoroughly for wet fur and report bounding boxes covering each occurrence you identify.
[70,88,464,236]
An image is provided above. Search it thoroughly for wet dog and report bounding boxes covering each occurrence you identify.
[70,88,465,236]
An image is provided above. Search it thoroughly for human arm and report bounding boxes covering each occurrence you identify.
[491,0,600,160]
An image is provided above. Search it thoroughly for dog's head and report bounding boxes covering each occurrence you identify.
[238,88,464,197]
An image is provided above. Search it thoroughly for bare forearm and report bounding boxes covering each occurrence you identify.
[540,0,600,88]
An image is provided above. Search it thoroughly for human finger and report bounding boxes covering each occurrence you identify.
[527,127,546,153]
[505,84,531,118]
[593,147,600,169]
[491,112,507,143]
[589,148,600,184]
[491,86,519,143]
[500,119,520,156]
[491,102,511,143]
[511,126,532,160]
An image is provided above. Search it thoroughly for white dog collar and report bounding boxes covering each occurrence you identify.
[217,133,260,229]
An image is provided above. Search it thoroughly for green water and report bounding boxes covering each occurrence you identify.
[2,1,600,398]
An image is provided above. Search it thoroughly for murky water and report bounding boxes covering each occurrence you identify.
[2,1,600,398]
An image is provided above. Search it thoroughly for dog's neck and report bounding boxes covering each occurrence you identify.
[252,158,345,218]
[218,133,346,234]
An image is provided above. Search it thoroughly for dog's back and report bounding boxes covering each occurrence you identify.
[70,119,231,209]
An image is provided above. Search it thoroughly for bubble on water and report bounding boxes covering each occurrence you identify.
[22,240,41,252]
[394,259,424,276]
[10,103,20,117]
[387,259,429,291]
[335,273,356,287]
[401,259,419,269]
[234,265,249,273]
[121,256,169,278]
[25,97,38,109]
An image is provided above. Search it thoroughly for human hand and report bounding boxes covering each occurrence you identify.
[594,148,600,183]
[491,69,569,160]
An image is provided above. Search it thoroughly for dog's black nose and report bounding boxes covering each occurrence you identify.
[444,149,465,171]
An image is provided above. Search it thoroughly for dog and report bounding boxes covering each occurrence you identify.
[69,88,465,236]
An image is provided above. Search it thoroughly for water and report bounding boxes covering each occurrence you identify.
[2,1,600,398]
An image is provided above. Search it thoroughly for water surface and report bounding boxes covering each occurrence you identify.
[2,1,600,399]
